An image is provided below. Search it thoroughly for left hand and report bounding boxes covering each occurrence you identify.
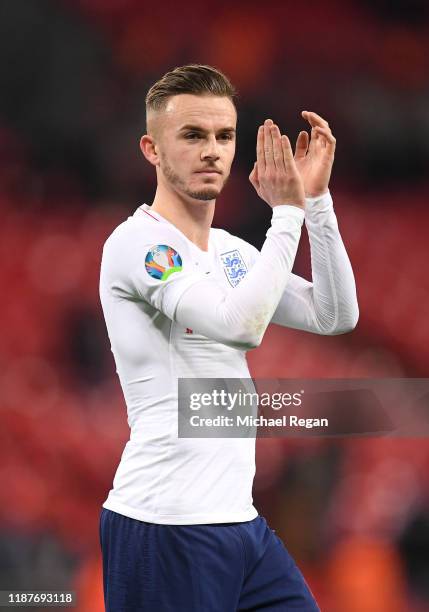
[294,111,336,198]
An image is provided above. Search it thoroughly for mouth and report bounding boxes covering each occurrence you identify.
[195,169,222,175]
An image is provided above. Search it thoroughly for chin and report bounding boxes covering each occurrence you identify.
[188,189,220,201]
[186,176,226,201]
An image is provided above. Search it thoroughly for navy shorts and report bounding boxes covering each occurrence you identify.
[100,508,319,611]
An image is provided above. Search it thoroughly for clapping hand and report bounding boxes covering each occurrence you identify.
[249,119,305,209]
[294,111,336,198]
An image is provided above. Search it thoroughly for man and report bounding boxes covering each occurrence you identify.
[99,64,358,611]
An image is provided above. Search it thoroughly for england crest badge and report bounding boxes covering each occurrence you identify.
[220,249,248,287]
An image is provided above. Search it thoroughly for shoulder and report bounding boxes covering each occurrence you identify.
[103,212,191,258]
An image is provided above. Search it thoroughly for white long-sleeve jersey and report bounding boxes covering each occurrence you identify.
[99,192,358,524]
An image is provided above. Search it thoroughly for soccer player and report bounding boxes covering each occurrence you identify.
[99,64,358,611]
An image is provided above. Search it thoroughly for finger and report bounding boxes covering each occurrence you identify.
[256,126,265,173]
[308,127,318,155]
[271,124,284,171]
[314,126,336,154]
[294,131,309,160]
[281,134,295,170]
[314,126,326,149]
[302,110,330,130]
[264,119,275,171]
[314,126,336,143]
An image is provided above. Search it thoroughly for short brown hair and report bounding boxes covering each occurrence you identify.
[146,64,237,113]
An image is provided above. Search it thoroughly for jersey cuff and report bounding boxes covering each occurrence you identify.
[271,205,305,222]
[305,190,333,212]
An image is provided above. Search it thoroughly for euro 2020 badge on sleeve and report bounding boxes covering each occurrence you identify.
[220,249,248,287]
[145,245,183,281]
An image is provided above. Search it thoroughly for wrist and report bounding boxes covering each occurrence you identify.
[272,201,304,210]
[305,191,334,216]
[305,189,329,199]
[305,190,331,204]
[272,204,305,222]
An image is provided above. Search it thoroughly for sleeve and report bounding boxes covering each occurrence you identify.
[268,191,359,334]
[103,207,305,350]
[175,205,305,349]
[103,222,207,320]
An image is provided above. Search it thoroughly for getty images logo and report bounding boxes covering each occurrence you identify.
[189,389,304,411]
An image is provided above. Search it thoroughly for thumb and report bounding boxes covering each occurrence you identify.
[294,131,309,160]
[249,162,259,186]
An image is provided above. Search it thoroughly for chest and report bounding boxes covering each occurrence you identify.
[187,243,250,290]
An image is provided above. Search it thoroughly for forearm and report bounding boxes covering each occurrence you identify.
[272,192,359,334]
[175,206,304,349]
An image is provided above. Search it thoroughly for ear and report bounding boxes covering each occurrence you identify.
[140,135,159,166]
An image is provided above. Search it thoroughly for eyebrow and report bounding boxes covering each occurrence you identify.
[179,124,236,134]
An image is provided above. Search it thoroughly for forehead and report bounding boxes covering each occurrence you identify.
[161,94,237,130]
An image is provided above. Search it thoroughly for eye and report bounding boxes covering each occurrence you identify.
[218,133,233,141]
[185,132,201,140]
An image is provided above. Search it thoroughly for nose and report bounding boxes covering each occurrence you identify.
[201,135,220,161]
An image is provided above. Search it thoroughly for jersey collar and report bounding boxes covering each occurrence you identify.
[134,203,214,256]
[134,204,166,224]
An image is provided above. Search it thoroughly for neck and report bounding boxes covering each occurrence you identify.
[151,182,215,252]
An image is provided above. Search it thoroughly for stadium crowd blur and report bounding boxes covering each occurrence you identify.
[1,0,429,610]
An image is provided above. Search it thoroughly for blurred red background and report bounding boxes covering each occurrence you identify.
[1,0,429,610]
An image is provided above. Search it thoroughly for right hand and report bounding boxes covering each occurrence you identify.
[249,119,305,209]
